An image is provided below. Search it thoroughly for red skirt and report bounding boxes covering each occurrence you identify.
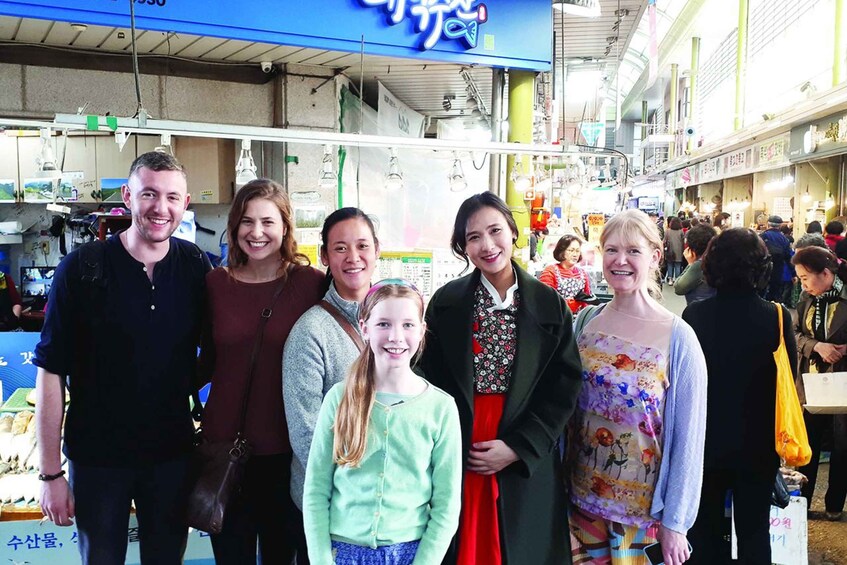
[456,393,506,565]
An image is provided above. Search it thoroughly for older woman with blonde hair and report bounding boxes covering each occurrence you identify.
[568,209,707,565]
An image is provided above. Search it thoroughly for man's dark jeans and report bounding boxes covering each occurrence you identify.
[69,455,190,565]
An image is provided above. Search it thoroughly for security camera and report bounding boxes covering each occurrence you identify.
[260,61,273,73]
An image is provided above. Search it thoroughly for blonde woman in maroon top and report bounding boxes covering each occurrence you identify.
[199,179,324,564]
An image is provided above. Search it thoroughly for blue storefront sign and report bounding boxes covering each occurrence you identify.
[0,0,552,70]
[0,332,39,401]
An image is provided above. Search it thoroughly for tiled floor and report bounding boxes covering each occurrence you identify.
[660,283,689,317]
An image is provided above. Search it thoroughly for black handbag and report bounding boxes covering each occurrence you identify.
[185,275,288,534]
[771,470,791,509]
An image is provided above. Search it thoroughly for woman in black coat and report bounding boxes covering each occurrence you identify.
[684,228,798,564]
[792,246,847,521]
[419,192,583,565]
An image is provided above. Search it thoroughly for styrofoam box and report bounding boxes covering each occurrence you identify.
[803,372,847,414]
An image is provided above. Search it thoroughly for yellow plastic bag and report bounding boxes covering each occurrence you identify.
[774,304,812,467]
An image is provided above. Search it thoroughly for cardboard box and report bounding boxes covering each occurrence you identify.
[803,372,847,414]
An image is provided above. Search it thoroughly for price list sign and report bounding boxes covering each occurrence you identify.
[374,251,433,301]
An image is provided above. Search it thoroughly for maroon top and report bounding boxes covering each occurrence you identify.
[201,265,324,455]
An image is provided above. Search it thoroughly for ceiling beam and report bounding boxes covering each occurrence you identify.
[0,42,278,84]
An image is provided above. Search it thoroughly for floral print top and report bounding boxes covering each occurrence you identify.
[472,282,519,394]
[569,331,668,527]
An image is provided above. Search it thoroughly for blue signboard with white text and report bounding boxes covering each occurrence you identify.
[0,0,553,70]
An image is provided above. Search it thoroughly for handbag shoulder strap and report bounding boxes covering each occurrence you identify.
[319,300,365,353]
[773,301,785,351]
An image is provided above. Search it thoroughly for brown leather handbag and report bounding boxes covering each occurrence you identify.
[186,276,288,534]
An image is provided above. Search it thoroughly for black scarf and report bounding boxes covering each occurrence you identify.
[812,276,843,342]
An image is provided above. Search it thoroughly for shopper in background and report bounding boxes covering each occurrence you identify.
[35,152,211,564]
[303,280,462,565]
[0,271,22,331]
[420,192,583,565]
[568,209,706,565]
[284,207,380,558]
[539,234,592,313]
[792,246,847,521]
[780,224,795,245]
[684,228,796,564]
[807,220,823,235]
[715,212,732,233]
[198,179,324,564]
[663,216,684,286]
[797,233,828,250]
[824,220,844,252]
[760,215,793,303]
[674,224,717,305]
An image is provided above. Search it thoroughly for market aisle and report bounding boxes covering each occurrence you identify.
[661,284,688,317]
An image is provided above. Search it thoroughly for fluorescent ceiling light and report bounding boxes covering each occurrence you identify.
[566,70,603,102]
[553,0,601,18]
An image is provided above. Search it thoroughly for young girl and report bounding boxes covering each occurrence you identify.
[303,279,462,565]
[420,192,583,565]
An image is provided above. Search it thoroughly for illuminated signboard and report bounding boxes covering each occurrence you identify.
[0,0,551,70]
[359,0,489,50]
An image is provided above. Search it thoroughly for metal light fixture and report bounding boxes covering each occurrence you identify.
[154,133,174,156]
[384,148,404,190]
[318,145,337,189]
[235,139,257,187]
[448,152,467,192]
[35,128,59,178]
[510,155,531,192]
[802,186,812,204]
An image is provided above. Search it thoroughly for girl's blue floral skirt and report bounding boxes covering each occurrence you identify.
[331,539,420,565]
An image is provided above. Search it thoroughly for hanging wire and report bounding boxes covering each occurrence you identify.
[471,152,489,171]
[128,0,145,118]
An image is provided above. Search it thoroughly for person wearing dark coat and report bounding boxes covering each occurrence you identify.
[792,246,847,521]
[419,192,583,565]
[684,228,798,564]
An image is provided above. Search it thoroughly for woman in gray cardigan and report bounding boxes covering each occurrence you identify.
[282,208,380,558]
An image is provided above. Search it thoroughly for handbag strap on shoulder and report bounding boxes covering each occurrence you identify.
[773,301,785,350]
[319,300,365,353]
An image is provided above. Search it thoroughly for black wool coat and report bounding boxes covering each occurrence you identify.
[419,264,584,565]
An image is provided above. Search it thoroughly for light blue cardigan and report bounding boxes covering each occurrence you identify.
[574,305,708,534]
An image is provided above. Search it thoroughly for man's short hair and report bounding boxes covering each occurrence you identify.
[826,220,844,236]
[128,151,186,179]
[685,224,717,258]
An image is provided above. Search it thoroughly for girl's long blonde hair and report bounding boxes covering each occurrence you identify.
[333,282,425,467]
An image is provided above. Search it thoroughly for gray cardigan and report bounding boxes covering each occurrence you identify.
[283,282,362,510]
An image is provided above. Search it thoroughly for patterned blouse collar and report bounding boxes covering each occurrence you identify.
[479,267,519,313]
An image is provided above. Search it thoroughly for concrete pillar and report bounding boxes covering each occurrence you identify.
[688,37,701,153]
[735,0,749,130]
[835,0,845,86]
[506,70,535,265]
[669,63,678,160]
